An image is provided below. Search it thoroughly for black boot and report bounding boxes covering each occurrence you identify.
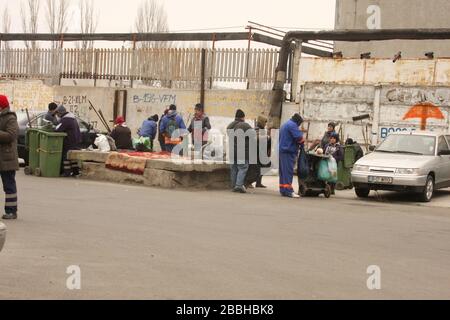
[2,212,17,220]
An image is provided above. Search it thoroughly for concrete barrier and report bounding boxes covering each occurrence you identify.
[69,151,231,190]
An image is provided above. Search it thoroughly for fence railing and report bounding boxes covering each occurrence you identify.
[0,48,281,89]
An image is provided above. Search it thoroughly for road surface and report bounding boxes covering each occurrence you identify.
[1,171,450,299]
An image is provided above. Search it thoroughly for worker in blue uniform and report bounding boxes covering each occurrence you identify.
[279,113,305,198]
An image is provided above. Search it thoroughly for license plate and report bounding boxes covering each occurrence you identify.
[368,176,394,184]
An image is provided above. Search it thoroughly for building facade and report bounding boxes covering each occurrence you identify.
[334,0,450,58]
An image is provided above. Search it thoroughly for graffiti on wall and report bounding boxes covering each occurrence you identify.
[61,95,88,119]
[132,93,177,105]
[403,102,445,130]
[380,127,416,139]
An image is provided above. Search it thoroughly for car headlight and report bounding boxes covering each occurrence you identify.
[395,168,420,175]
[354,165,370,172]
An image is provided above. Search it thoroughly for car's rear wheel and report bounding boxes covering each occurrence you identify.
[355,187,370,198]
[420,175,434,203]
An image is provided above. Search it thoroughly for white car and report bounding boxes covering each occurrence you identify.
[352,132,450,202]
[0,222,6,252]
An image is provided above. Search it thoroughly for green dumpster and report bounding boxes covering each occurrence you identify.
[24,129,41,176]
[336,145,357,190]
[37,131,67,177]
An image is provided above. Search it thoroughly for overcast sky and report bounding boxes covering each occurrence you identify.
[0,0,336,47]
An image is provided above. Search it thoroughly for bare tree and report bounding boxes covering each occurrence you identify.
[134,0,170,48]
[78,0,98,50]
[2,7,12,50]
[21,0,41,49]
[46,0,72,48]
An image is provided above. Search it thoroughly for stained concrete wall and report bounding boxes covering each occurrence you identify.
[127,89,272,136]
[297,57,450,91]
[281,57,450,145]
[284,83,450,146]
[0,79,273,137]
[0,80,53,111]
[334,0,450,58]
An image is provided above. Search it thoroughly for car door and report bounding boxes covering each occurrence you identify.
[436,136,450,187]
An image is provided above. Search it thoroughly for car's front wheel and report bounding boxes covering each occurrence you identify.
[420,175,434,203]
[355,187,370,198]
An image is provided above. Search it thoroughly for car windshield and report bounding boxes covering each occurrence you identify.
[376,134,436,156]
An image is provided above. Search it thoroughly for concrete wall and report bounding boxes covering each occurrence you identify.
[280,57,450,145]
[284,83,450,146]
[0,80,53,111]
[127,88,272,136]
[335,0,450,58]
[1,79,273,137]
[297,57,450,91]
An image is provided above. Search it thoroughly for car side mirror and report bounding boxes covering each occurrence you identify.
[369,145,376,152]
[438,150,450,156]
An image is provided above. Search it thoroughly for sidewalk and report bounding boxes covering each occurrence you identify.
[260,176,450,209]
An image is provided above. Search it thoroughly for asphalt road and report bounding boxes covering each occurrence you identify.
[1,170,450,299]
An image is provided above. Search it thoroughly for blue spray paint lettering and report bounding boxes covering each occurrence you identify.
[380,127,416,139]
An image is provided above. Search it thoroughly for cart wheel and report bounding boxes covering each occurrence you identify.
[34,168,41,177]
[324,185,332,199]
[299,181,308,197]
[24,166,32,176]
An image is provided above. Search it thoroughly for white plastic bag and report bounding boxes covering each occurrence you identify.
[94,134,111,152]
[327,157,338,183]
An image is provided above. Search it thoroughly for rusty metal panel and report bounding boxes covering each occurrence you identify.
[298,57,450,86]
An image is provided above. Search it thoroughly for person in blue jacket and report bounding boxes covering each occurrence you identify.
[159,104,187,154]
[279,113,305,198]
[139,114,159,150]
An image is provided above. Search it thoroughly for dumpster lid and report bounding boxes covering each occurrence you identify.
[39,131,67,137]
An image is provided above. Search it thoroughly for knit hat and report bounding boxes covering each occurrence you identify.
[56,105,67,115]
[235,109,245,119]
[292,113,304,126]
[115,116,125,125]
[330,132,340,143]
[48,102,58,111]
[0,95,10,110]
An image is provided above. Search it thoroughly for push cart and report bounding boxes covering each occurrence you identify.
[298,151,332,198]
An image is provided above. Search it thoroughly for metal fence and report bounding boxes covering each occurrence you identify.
[0,48,280,89]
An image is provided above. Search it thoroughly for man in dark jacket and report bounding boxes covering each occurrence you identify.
[188,103,211,155]
[158,109,169,152]
[111,116,133,150]
[245,115,271,189]
[55,105,82,177]
[44,102,59,126]
[227,109,255,194]
[0,95,19,220]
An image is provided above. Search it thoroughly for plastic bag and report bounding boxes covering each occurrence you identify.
[94,134,111,152]
[327,157,338,183]
[106,135,117,151]
[318,159,332,182]
[132,137,152,152]
[297,146,309,179]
